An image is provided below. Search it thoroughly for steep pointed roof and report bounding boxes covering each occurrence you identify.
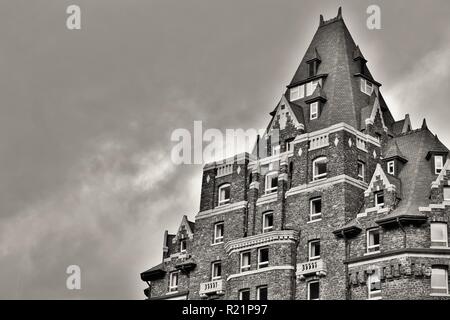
[285,8,395,132]
[383,139,407,161]
[353,45,367,62]
[387,128,448,216]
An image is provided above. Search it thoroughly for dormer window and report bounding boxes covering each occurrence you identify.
[218,184,231,206]
[435,155,444,174]
[290,84,305,101]
[310,102,319,120]
[308,61,319,77]
[387,161,395,175]
[180,239,187,253]
[360,78,374,96]
[306,80,320,96]
[375,191,384,208]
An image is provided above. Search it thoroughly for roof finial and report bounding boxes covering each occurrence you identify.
[421,118,428,130]
[337,6,343,19]
[319,14,324,26]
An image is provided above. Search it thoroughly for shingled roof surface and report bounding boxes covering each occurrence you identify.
[387,128,448,217]
[284,10,395,133]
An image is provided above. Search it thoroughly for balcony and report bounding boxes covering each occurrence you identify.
[199,279,225,297]
[296,259,327,280]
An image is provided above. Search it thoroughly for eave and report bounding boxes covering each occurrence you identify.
[375,215,427,227]
[333,225,362,238]
[287,74,328,89]
[140,269,166,282]
[353,73,382,87]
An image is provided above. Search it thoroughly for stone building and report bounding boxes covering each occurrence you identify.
[140,8,450,300]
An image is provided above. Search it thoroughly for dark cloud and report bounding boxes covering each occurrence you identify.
[0,0,449,298]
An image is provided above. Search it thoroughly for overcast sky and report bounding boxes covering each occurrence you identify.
[0,0,449,299]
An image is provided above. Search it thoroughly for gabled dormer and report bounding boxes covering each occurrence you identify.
[307,48,322,77]
[382,139,408,176]
[363,164,401,212]
[304,84,327,121]
[422,119,449,175]
[353,45,367,75]
[173,215,195,254]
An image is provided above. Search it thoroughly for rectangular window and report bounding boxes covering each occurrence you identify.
[265,172,278,194]
[262,212,274,233]
[258,247,269,269]
[306,80,320,96]
[310,197,322,221]
[368,269,381,299]
[213,222,224,244]
[313,157,327,181]
[257,286,268,300]
[431,267,448,295]
[180,240,187,253]
[435,156,444,174]
[307,281,320,300]
[272,145,280,156]
[308,240,321,261]
[444,187,450,201]
[387,161,395,175]
[367,228,380,253]
[431,223,448,247]
[285,138,294,152]
[169,272,179,292]
[240,251,251,272]
[360,78,374,96]
[290,85,305,101]
[375,191,384,208]
[310,102,319,120]
[218,184,231,206]
[211,261,222,280]
[358,161,365,181]
[239,289,251,300]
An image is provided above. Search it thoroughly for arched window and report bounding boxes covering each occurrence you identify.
[313,157,327,180]
[218,183,231,206]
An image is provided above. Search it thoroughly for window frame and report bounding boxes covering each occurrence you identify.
[169,271,179,293]
[368,269,382,299]
[258,247,269,269]
[310,197,322,221]
[240,251,251,272]
[360,78,374,96]
[444,186,450,201]
[310,102,319,120]
[239,289,251,300]
[374,191,385,208]
[435,155,444,174]
[431,222,448,248]
[367,228,381,253]
[265,171,278,194]
[307,280,320,300]
[312,157,328,181]
[387,161,395,175]
[431,267,449,295]
[272,145,280,156]
[257,285,268,300]
[358,161,365,181]
[180,239,187,253]
[262,211,274,233]
[213,222,224,244]
[218,183,231,206]
[308,240,321,261]
[211,261,222,281]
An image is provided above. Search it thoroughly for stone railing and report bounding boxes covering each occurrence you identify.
[296,259,327,279]
[199,279,225,297]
